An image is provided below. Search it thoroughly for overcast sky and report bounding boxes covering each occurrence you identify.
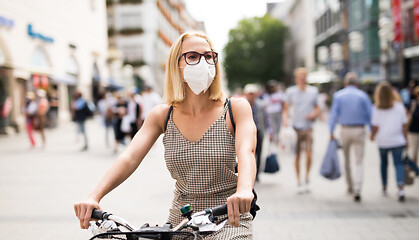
[183,0,270,55]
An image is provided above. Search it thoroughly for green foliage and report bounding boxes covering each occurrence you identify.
[223,14,288,89]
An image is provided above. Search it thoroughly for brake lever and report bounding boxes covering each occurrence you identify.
[186,214,228,232]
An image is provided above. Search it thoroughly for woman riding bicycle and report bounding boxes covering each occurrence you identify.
[74,32,257,239]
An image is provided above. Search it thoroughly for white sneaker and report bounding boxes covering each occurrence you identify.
[305,182,311,193]
[297,184,304,194]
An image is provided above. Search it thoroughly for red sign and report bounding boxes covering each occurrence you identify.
[415,0,419,37]
[392,0,403,43]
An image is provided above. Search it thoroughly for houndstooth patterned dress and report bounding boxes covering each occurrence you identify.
[163,100,253,239]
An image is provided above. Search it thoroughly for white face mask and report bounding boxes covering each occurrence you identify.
[182,57,216,95]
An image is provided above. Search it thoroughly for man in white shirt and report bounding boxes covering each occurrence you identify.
[140,85,162,122]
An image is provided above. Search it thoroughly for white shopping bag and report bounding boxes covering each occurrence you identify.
[279,126,297,154]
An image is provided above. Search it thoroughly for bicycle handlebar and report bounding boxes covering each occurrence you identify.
[91,209,108,220]
[210,204,227,217]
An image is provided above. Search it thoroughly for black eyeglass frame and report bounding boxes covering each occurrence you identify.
[178,51,218,65]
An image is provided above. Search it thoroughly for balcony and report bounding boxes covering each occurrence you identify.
[119,0,143,4]
[123,59,145,67]
[119,27,144,35]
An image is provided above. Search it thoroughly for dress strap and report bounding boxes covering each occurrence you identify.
[164,106,173,132]
[227,98,236,133]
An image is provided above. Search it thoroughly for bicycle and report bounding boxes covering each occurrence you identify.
[89,204,230,240]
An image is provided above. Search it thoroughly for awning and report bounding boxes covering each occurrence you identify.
[307,70,337,84]
[51,73,77,85]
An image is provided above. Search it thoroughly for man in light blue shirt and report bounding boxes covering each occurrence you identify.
[283,68,320,194]
[329,72,372,202]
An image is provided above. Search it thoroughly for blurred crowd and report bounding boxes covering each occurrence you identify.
[235,67,419,203]
[23,85,162,153]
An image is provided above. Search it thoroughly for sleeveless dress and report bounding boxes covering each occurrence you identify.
[163,100,253,239]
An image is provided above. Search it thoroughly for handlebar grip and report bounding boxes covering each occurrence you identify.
[211,204,228,217]
[91,209,104,220]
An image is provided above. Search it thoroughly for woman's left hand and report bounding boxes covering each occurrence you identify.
[226,190,254,227]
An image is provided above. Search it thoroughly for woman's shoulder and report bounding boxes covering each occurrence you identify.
[229,97,252,115]
[148,104,172,118]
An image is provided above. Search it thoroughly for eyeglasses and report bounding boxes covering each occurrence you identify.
[178,51,218,65]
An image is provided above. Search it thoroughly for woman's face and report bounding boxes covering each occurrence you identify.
[178,36,212,79]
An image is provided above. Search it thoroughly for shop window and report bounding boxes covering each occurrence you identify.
[31,46,51,68]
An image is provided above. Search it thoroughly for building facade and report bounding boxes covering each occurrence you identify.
[268,0,316,79]
[0,0,108,133]
[402,0,419,84]
[106,0,204,95]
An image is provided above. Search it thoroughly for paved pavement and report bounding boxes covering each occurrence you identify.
[0,118,418,240]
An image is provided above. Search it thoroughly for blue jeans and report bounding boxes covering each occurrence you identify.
[76,120,88,147]
[379,146,405,188]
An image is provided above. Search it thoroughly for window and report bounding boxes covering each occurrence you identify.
[120,13,142,29]
[31,46,51,68]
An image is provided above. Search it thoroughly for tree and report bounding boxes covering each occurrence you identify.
[223,15,288,90]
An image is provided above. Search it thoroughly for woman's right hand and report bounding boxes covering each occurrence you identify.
[74,197,101,229]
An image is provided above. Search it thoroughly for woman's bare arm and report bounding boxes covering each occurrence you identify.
[227,98,257,227]
[74,104,169,229]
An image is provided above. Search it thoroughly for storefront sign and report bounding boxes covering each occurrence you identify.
[415,0,419,37]
[392,0,403,43]
[0,15,14,28]
[27,24,54,43]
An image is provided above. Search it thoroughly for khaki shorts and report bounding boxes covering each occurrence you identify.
[294,128,313,153]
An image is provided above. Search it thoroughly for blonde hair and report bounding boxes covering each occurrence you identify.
[293,67,307,76]
[164,32,223,105]
[374,81,395,109]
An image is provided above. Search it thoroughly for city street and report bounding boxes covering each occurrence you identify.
[0,118,419,240]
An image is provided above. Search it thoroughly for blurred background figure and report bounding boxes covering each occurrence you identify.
[113,93,128,154]
[36,89,49,148]
[71,91,89,151]
[407,86,419,170]
[243,83,270,182]
[400,80,417,109]
[24,92,38,147]
[329,72,372,202]
[261,80,286,145]
[283,67,319,194]
[97,91,116,147]
[47,90,59,128]
[140,85,162,123]
[126,89,142,139]
[370,82,408,202]
[317,87,330,122]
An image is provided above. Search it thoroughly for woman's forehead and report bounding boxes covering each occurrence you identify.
[181,36,211,52]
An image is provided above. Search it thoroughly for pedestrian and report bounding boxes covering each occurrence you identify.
[71,91,89,151]
[126,90,142,139]
[243,83,271,182]
[36,89,49,147]
[97,91,115,147]
[283,67,320,194]
[113,94,128,153]
[74,32,257,238]
[407,86,419,172]
[317,87,330,122]
[24,92,37,147]
[370,81,408,202]
[261,80,286,145]
[47,90,59,128]
[140,85,162,122]
[329,72,372,202]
